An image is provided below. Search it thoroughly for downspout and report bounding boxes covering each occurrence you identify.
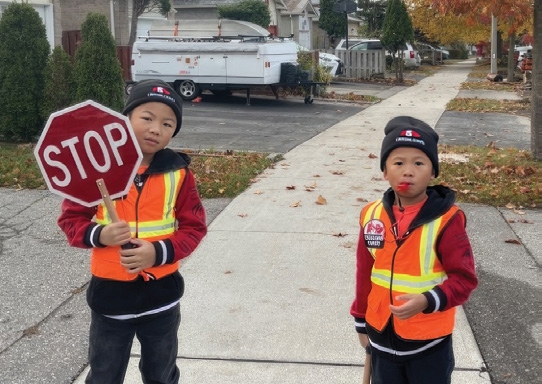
[110,0,116,39]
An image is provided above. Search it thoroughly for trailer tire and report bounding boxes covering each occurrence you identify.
[175,80,201,101]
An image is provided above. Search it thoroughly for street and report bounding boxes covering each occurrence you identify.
[170,91,367,154]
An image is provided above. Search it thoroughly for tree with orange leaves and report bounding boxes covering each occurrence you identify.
[430,0,539,159]
[408,0,491,45]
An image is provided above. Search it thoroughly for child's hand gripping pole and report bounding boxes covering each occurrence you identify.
[96,179,136,250]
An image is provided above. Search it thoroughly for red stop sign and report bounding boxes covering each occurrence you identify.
[34,100,143,207]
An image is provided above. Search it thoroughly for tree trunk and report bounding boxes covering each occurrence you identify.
[398,51,404,83]
[128,11,139,47]
[532,3,541,159]
[507,33,515,82]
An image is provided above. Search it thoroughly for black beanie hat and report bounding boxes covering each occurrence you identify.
[380,116,440,177]
[123,80,183,137]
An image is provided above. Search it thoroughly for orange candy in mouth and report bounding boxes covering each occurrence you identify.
[397,183,409,192]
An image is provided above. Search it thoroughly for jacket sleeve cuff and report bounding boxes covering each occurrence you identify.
[354,317,367,334]
[423,286,448,313]
[84,224,106,248]
[152,239,175,266]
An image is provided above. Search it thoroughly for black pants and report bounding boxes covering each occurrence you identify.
[85,305,181,384]
[371,337,454,384]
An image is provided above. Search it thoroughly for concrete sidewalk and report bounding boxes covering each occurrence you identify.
[73,60,497,383]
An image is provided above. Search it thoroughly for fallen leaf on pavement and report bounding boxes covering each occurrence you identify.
[290,201,301,207]
[341,241,356,248]
[254,190,263,195]
[331,170,344,175]
[316,195,327,205]
[238,213,248,218]
[504,239,522,245]
[368,153,378,159]
[286,185,296,190]
[333,232,347,237]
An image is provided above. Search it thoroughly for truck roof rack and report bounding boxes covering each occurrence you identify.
[135,34,284,44]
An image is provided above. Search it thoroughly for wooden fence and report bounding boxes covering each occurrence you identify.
[320,49,386,79]
[61,30,132,81]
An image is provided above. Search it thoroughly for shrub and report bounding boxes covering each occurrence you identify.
[73,13,124,111]
[217,0,271,29]
[41,46,75,122]
[0,3,50,143]
[449,49,468,60]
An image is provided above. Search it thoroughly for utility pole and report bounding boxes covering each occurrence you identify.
[490,15,498,74]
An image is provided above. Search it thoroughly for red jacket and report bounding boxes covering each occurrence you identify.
[58,149,207,316]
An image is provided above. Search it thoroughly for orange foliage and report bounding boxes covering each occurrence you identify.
[430,0,534,34]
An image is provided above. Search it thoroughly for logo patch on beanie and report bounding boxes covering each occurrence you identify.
[152,86,170,95]
[396,129,425,146]
[400,129,421,138]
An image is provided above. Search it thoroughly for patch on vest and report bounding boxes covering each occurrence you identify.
[364,219,385,248]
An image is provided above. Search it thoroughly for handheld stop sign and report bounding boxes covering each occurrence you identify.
[34,100,142,220]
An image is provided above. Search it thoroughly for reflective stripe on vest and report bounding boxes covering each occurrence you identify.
[91,169,186,281]
[360,200,458,340]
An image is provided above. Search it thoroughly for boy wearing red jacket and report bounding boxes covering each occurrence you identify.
[58,80,207,384]
[351,116,478,384]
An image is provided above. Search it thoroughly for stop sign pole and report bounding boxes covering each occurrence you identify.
[96,178,121,222]
[34,100,143,220]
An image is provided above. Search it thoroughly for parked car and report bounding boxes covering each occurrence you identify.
[384,41,420,69]
[349,39,419,69]
[318,52,343,76]
[349,39,384,51]
[417,43,447,63]
[294,42,343,76]
[335,38,367,50]
[438,46,450,59]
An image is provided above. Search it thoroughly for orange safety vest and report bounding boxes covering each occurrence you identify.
[91,168,186,281]
[360,200,458,340]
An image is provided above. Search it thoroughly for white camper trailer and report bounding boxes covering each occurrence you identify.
[130,36,303,101]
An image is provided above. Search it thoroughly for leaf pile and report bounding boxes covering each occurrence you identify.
[185,151,277,198]
[322,91,380,103]
[0,144,45,190]
[437,145,541,208]
[446,97,530,115]
[460,81,517,91]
